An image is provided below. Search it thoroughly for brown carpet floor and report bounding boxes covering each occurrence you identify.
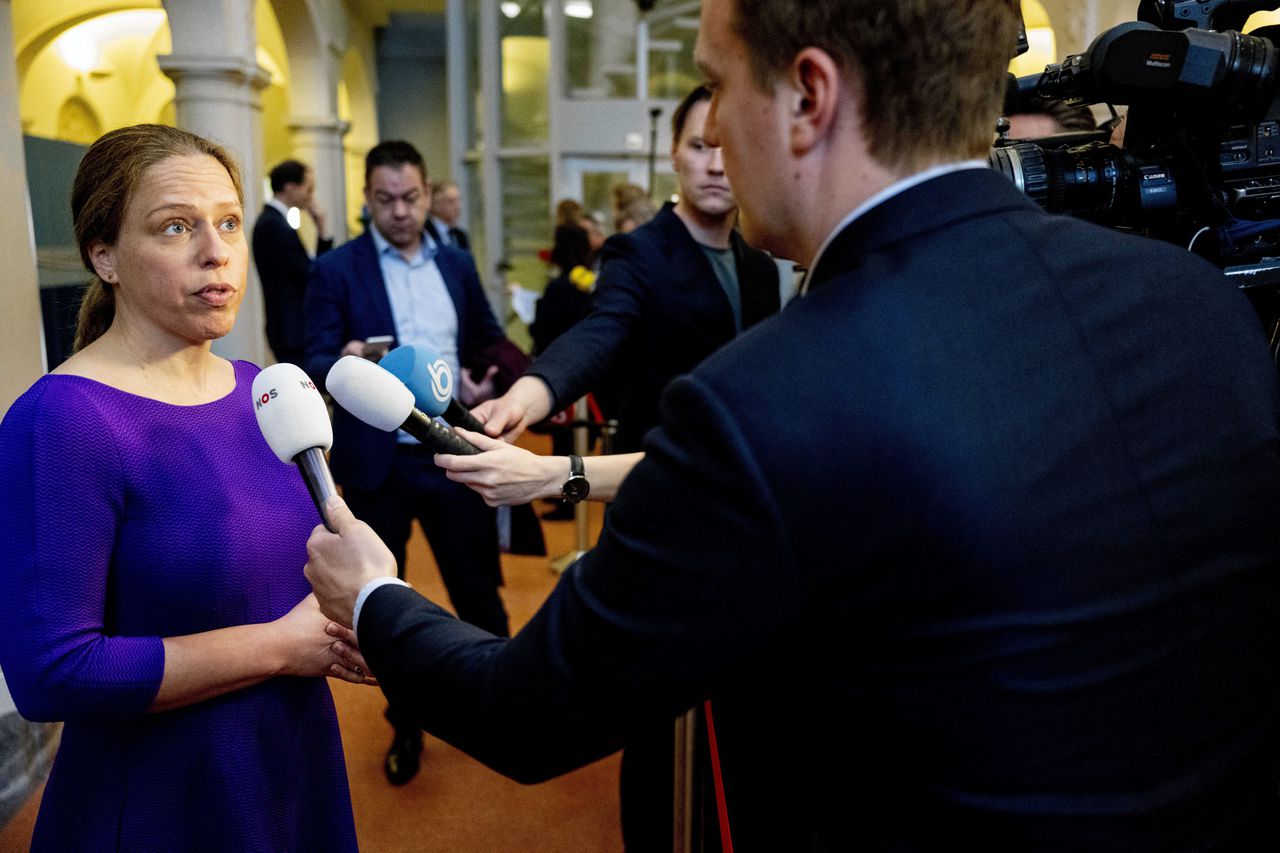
[0,433,623,852]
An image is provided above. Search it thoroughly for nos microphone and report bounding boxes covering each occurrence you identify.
[325,356,480,457]
[251,363,338,532]
[379,343,487,433]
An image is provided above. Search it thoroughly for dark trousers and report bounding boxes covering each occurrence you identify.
[620,709,721,853]
[345,445,510,734]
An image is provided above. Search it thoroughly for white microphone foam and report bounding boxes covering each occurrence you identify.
[252,362,333,464]
[326,355,415,432]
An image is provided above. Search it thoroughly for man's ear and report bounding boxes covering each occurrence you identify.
[88,240,117,284]
[788,47,842,156]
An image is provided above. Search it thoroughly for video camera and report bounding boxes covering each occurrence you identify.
[993,1,1280,283]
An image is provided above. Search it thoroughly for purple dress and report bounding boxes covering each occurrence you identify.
[0,361,357,852]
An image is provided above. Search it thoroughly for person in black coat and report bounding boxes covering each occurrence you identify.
[425,180,470,252]
[529,223,594,358]
[474,86,781,456]
[306,1,1280,849]
[251,159,333,365]
[476,85,782,846]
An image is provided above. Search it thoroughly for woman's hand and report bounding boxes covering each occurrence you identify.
[273,593,377,685]
[435,428,564,506]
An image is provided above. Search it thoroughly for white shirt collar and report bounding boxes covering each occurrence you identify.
[370,224,437,260]
[267,196,292,220]
[799,160,988,295]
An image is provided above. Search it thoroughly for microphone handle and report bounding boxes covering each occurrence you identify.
[444,398,487,434]
[294,446,338,533]
[401,409,481,456]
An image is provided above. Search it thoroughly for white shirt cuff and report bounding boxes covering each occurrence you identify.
[353,577,410,636]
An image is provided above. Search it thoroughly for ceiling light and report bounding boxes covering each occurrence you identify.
[54,10,166,74]
[565,1,594,20]
[501,2,521,18]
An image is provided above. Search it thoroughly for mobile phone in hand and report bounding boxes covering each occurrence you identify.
[363,335,394,360]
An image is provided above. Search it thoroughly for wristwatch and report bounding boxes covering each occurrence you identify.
[561,454,590,503]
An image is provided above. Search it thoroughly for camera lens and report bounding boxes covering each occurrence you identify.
[991,141,1130,216]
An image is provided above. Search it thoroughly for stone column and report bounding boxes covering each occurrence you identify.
[160,0,271,364]
[0,0,45,411]
[156,53,271,364]
[289,115,350,244]
[0,3,61,823]
[274,0,351,244]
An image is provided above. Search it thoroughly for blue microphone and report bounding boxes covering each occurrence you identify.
[380,344,487,433]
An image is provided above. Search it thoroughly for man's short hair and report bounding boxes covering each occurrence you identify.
[671,85,712,145]
[431,180,458,195]
[269,159,308,193]
[730,0,1020,170]
[365,141,427,185]
[1014,97,1098,133]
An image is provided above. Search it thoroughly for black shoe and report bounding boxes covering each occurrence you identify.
[384,729,423,786]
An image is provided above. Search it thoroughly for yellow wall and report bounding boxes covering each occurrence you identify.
[342,34,380,236]
[1009,0,1057,77]
[256,0,293,178]
[19,9,173,139]
[15,0,292,174]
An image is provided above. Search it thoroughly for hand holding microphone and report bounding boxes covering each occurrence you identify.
[379,344,487,433]
[252,363,339,532]
[325,356,481,456]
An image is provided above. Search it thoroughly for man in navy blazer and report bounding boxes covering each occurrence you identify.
[251,159,333,365]
[307,1,1280,848]
[305,140,510,787]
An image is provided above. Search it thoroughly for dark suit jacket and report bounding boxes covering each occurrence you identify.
[528,202,780,451]
[425,218,470,252]
[358,170,1280,850]
[251,204,332,363]
[304,232,505,491]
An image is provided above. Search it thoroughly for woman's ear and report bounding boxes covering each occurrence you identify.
[88,240,117,284]
[788,46,842,156]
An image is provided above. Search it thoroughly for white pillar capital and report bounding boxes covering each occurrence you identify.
[287,115,352,137]
[287,116,351,244]
[157,54,272,103]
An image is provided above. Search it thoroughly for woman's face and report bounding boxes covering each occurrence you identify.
[92,153,247,346]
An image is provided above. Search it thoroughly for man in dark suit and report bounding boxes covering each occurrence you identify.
[306,1,1280,848]
[475,85,780,456]
[304,141,511,788]
[251,159,333,365]
[476,83,780,846]
[425,180,470,252]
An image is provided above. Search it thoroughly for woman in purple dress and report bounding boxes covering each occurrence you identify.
[0,125,367,851]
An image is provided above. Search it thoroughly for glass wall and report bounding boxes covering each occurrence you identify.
[500,0,549,146]
[502,156,552,303]
[565,0,638,99]
[463,158,487,279]
[645,0,701,100]
[465,0,483,150]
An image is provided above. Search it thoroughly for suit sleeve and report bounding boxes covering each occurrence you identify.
[357,371,804,783]
[304,254,348,390]
[524,239,649,412]
[0,386,165,722]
